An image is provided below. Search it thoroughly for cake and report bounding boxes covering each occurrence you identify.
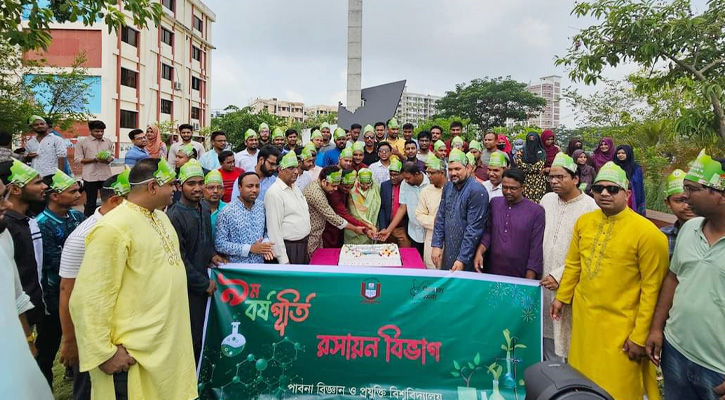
[338,244,402,267]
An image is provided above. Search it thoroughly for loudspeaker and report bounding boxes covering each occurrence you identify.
[524,361,614,400]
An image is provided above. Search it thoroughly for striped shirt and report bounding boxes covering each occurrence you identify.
[59,209,102,279]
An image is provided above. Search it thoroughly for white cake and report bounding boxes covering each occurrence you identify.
[338,244,402,267]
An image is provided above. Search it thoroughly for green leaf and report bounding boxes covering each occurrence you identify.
[474,353,481,366]
[501,344,508,351]
[451,371,460,377]
[453,360,460,370]
[468,362,475,370]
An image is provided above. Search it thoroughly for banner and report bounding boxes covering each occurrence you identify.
[198,265,542,400]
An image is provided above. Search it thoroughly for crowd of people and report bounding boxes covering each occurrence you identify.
[1,115,723,400]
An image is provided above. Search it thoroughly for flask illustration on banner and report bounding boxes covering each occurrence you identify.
[221,321,246,357]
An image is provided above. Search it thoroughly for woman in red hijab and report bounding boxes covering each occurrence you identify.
[145,125,167,159]
[496,134,512,157]
[540,130,560,171]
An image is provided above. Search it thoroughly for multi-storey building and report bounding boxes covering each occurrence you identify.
[395,89,441,126]
[249,98,306,123]
[22,0,215,158]
[526,75,561,129]
[305,104,338,120]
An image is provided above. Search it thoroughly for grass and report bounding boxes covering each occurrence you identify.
[51,356,72,400]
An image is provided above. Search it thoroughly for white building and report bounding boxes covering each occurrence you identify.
[395,88,442,126]
[526,75,561,129]
[22,0,215,157]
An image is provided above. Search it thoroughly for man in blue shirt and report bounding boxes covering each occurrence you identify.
[124,129,149,167]
[322,128,348,167]
[36,169,85,385]
[215,172,275,263]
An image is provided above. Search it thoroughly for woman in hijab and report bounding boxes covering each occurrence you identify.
[496,134,512,158]
[345,168,381,244]
[591,137,615,171]
[613,145,646,216]
[572,149,595,194]
[540,130,560,170]
[146,125,167,159]
[515,131,548,203]
[512,138,525,159]
[565,138,583,156]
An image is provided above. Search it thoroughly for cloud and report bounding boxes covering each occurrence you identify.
[285,90,305,103]
[516,17,552,49]
[328,91,345,105]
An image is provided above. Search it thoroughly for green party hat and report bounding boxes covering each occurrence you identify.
[279,151,299,169]
[301,144,317,160]
[352,141,365,152]
[258,122,270,132]
[327,170,342,184]
[111,169,131,196]
[153,158,177,185]
[340,147,353,159]
[551,152,577,173]
[320,122,330,130]
[205,169,223,185]
[488,152,507,167]
[448,148,468,166]
[684,149,725,191]
[334,127,347,140]
[451,136,464,147]
[426,153,443,171]
[358,168,373,183]
[8,159,40,187]
[363,124,374,134]
[178,159,204,183]
[433,140,446,151]
[389,158,403,172]
[468,140,483,151]
[342,169,357,185]
[664,169,685,197]
[466,152,475,166]
[28,115,46,125]
[179,143,195,157]
[387,118,399,129]
[594,161,629,189]
[310,129,323,140]
[50,169,76,193]
[272,127,284,139]
[96,150,112,160]
[244,129,257,141]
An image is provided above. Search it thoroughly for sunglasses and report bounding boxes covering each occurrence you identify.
[591,184,622,195]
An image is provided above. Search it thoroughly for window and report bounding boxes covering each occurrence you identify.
[121,26,138,47]
[120,68,138,88]
[162,0,175,12]
[120,110,138,129]
[161,99,173,114]
[191,106,200,120]
[161,28,174,46]
[193,16,203,32]
[162,64,173,81]
[191,76,201,91]
[192,46,202,61]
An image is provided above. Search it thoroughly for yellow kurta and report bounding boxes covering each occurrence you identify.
[556,208,668,400]
[70,201,197,400]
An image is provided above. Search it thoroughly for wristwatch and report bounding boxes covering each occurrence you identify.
[26,332,36,343]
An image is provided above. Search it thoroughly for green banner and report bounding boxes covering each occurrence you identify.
[198,265,542,400]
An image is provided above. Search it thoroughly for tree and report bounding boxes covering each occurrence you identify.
[0,40,37,134]
[434,77,546,131]
[210,107,283,151]
[1,0,161,51]
[563,79,645,127]
[24,53,94,131]
[555,0,725,142]
[413,116,473,141]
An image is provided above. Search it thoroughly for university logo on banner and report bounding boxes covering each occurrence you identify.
[361,278,381,302]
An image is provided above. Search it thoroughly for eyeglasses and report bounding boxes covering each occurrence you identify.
[364,136,374,140]
[426,170,442,176]
[548,174,566,182]
[591,184,622,195]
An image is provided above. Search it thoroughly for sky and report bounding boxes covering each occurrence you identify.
[203,0,627,127]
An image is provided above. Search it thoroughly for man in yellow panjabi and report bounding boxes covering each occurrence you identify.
[70,158,197,400]
[551,162,669,400]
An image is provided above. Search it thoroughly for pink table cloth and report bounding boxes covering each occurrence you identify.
[310,248,426,269]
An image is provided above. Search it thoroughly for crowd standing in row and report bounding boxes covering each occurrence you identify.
[1,115,723,400]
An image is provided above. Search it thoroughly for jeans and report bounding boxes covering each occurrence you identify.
[662,338,725,400]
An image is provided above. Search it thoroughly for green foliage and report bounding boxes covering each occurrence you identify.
[210,106,284,151]
[451,352,483,387]
[486,363,503,381]
[435,77,546,131]
[1,0,161,51]
[556,0,725,141]
[0,40,38,134]
[24,53,94,132]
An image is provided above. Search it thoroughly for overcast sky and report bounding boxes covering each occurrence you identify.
[203,0,631,127]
